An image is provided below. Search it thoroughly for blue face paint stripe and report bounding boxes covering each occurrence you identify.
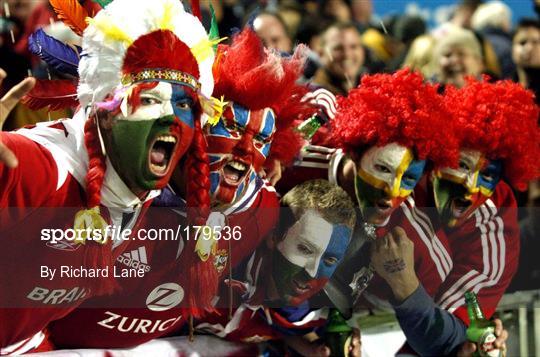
[170,85,194,128]
[261,142,271,157]
[477,160,503,192]
[232,103,249,127]
[260,109,276,139]
[315,224,351,278]
[400,159,426,191]
[210,172,220,195]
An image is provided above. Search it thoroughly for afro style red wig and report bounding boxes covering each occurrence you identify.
[444,77,540,190]
[213,29,316,165]
[331,68,458,168]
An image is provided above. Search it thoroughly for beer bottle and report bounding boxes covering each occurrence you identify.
[324,308,353,357]
[465,291,502,357]
[296,114,325,140]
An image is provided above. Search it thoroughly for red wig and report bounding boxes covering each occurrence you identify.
[444,77,540,190]
[331,69,458,168]
[214,29,315,165]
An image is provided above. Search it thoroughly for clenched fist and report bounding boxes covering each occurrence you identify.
[370,227,419,302]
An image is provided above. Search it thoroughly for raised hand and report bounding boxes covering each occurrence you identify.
[370,227,419,302]
[0,69,36,167]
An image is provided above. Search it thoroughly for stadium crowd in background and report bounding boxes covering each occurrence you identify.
[0,0,539,355]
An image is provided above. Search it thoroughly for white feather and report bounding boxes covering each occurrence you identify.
[77,0,214,106]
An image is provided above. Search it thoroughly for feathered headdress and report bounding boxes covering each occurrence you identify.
[331,68,459,168]
[22,0,217,299]
[213,29,315,165]
[444,77,540,190]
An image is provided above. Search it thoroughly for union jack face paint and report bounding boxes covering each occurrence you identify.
[204,102,276,204]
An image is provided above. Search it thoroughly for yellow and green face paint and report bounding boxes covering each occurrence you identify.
[433,149,503,227]
[354,143,426,225]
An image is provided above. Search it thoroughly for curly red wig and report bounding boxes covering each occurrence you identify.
[331,69,458,168]
[214,29,315,165]
[444,77,540,190]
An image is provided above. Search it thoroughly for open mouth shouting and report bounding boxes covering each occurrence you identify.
[450,197,472,219]
[374,198,393,214]
[221,159,250,186]
[148,134,178,177]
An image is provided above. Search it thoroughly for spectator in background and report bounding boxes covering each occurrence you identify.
[350,0,373,33]
[252,11,293,53]
[402,35,436,78]
[450,0,483,29]
[312,22,366,95]
[431,25,484,88]
[512,18,540,102]
[471,1,515,78]
[387,15,427,71]
[321,0,351,23]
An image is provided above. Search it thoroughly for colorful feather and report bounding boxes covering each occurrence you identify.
[22,79,79,111]
[91,0,112,9]
[209,4,219,52]
[86,16,133,46]
[28,29,81,77]
[49,0,89,36]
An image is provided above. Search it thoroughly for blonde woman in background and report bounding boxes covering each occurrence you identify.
[402,34,436,78]
[430,25,485,88]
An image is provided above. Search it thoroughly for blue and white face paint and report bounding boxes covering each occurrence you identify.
[205,102,276,204]
[272,210,352,305]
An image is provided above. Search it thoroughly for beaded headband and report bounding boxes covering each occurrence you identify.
[121,68,201,90]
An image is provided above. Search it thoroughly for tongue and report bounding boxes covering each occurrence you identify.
[151,147,167,165]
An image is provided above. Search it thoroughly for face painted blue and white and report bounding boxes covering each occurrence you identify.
[433,149,503,226]
[272,210,352,305]
[205,102,276,204]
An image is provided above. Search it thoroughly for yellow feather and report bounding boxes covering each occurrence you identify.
[158,0,175,31]
[86,16,133,46]
[200,95,228,126]
[190,37,227,63]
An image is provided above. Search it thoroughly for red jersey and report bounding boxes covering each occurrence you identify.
[0,117,157,354]
[48,178,280,349]
[414,179,520,323]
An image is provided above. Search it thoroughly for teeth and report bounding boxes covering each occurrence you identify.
[157,135,176,143]
[229,161,246,171]
[151,163,166,171]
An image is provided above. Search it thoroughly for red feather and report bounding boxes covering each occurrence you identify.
[22,79,79,111]
[49,0,89,36]
[191,0,201,21]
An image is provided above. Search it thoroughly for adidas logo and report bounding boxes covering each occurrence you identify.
[117,246,151,273]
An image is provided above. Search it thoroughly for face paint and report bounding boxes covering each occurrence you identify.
[271,211,352,306]
[354,143,426,225]
[433,149,503,226]
[205,102,276,204]
[107,82,195,191]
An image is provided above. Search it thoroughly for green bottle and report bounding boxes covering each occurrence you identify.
[296,114,325,140]
[465,291,501,357]
[324,308,353,357]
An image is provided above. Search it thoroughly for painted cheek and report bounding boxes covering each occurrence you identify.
[315,225,351,279]
[477,160,503,195]
[399,160,426,193]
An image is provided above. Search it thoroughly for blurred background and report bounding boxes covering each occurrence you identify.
[1,0,539,355]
